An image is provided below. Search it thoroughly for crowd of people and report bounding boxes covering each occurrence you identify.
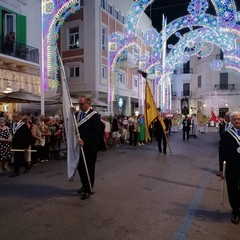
[0,111,64,176]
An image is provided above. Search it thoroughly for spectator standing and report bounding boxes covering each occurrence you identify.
[102,116,111,147]
[0,117,12,173]
[128,113,138,146]
[112,114,120,147]
[137,114,145,146]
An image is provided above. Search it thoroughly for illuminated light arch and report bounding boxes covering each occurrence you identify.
[41,0,80,90]
[109,0,240,113]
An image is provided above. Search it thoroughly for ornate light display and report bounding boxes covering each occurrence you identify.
[210,59,223,71]
[108,0,240,113]
[41,0,80,90]
[196,41,214,57]
[188,0,209,16]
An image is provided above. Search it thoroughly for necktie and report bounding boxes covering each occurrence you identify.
[80,112,86,121]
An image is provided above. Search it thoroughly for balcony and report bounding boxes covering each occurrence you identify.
[0,37,39,65]
[181,90,192,97]
[118,51,138,69]
[214,84,236,90]
[180,68,193,74]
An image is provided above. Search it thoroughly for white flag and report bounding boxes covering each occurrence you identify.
[58,52,80,181]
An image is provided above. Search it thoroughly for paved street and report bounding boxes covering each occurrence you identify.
[1,128,240,240]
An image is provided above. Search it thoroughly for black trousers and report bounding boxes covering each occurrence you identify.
[183,129,190,140]
[77,148,97,193]
[129,131,138,146]
[157,135,167,152]
[13,151,29,174]
[226,172,240,215]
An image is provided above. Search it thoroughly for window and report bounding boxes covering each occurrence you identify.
[102,26,107,50]
[102,65,108,79]
[198,76,201,88]
[69,66,80,78]
[118,72,125,85]
[68,27,79,49]
[134,78,138,88]
[108,3,113,15]
[101,0,106,10]
[220,73,228,89]
[115,9,119,20]
[3,12,16,37]
[121,14,125,24]
[183,83,190,96]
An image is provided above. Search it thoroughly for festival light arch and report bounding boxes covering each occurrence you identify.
[108,0,240,113]
[41,0,80,91]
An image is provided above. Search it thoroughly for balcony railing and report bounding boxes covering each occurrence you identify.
[0,37,39,64]
[180,68,193,74]
[214,84,235,90]
[181,90,192,97]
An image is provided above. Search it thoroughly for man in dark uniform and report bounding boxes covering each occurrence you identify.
[76,96,102,200]
[10,112,32,177]
[219,111,240,224]
[182,115,191,141]
[154,114,168,154]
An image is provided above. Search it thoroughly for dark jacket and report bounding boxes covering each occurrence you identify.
[219,128,240,175]
[12,123,32,149]
[76,109,102,152]
[182,118,191,131]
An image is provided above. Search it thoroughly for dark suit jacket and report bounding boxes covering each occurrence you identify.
[76,109,102,153]
[12,123,32,149]
[219,128,240,175]
[154,118,167,140]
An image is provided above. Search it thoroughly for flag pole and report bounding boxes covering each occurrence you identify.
[57,48,93,192]
[221,161,226,205]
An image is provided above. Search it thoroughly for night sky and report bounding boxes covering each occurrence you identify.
[144,0,240,44]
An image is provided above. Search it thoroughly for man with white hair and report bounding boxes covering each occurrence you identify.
[219,111,240,224]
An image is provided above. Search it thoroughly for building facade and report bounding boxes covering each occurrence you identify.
[171,45,239,118]
[0,0,41,113]
[59,0,154,116]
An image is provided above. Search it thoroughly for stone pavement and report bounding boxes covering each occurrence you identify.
[0,127,240,240]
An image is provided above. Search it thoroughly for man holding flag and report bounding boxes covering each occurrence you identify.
[58,50,102,200]
[138,70,172,153]
[75,96,102,200]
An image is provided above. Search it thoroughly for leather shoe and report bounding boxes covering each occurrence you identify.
[77,187,85,194]
[80,192,92,200]
[231,215,239,224]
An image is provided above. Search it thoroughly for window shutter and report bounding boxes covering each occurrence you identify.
[16,14,26,45]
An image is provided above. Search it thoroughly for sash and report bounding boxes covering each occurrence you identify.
[77,111,98,127]
[227,128,240,153]
[13,122,25,135]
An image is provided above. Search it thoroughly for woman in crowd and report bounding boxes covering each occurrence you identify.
[42,117,52,162]
[102,116,111,148]
[137,114,145,146]
[0,117,12,173]
[49,115,63,159]
[31,117,44,166]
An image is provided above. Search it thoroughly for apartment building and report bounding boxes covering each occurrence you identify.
[0,0,41,113]
[59,0,153,115]
[171,46,240,118]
